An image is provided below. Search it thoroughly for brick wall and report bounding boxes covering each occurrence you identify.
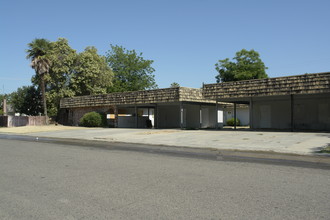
[67,106,113,126]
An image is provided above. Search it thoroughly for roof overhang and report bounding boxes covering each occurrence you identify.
[203,72,330,101]
[60,87,215,109]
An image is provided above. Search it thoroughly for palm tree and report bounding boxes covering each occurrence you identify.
[26,38,52,122]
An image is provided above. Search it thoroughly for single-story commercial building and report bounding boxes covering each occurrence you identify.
[203,72,330,131]
[59,87,219,129]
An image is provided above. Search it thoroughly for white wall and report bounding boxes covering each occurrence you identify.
[142,108,154,127]
[223,107,250,126]
[201,105,217,128]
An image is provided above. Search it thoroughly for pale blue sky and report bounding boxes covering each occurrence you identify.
[1,0,329,94]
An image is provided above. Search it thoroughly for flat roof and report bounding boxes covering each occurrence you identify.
[203,72,330,100]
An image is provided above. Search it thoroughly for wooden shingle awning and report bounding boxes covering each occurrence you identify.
[60,87,215,109]
[203,72,330,100]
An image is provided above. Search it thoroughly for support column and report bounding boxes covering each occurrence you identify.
[114,106,118,128]
[180,102,184,129]
[3,98,7,116]
[215,100,219,130]
[155,104,159,129]
[234,103,237,130]
[135,106,138,128]
[199,104,202,129]
[249,98,253,129]
[291,95,294,132]
[69,109,73,126]
[147,108,151,128]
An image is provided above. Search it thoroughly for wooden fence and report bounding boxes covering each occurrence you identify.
[0,116,47,127]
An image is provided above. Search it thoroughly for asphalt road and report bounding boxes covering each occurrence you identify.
[1,139,330,219]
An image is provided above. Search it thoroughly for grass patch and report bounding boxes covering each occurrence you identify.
[318,145,330,153]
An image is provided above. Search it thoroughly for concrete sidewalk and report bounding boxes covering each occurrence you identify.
[1,126,329,155]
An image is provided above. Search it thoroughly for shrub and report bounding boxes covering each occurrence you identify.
[99,112,108,127]
[319,144,330,153]
[226,118,240,126]
[80,112,103,127]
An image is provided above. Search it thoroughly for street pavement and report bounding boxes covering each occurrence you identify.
[15,127,330,155]
[0,139,329,219]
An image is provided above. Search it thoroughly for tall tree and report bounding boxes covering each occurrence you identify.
[0,94,5,115]
[106,45,157,92]
[170,82,180,88]
[71,47,113,96]
[26,38,52,120]
[8,86,42,116]
[46,38,77,116]
[215,49,268,83]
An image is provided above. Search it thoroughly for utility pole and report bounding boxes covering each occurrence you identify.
[1,85,5,115]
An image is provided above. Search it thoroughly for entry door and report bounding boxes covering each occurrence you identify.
[260,105,271,128]
[201,108,209,128]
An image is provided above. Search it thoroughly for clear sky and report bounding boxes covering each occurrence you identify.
[1,0,329,94]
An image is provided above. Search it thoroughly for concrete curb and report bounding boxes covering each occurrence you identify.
[1,133,329,170]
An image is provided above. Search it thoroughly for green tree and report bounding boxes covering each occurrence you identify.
[30,38,77,117]
[46,38,77,116]
[106,45,157,92]
[9,86,42,116]
[0,94,5,115]
[26,38,52,119]
[28,38,115,118]
[170,82,180,88]
[215,49,268,83]
[71,47,113,96]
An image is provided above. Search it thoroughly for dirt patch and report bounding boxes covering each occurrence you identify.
[0,125,89,134]
[137,130,181,135]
